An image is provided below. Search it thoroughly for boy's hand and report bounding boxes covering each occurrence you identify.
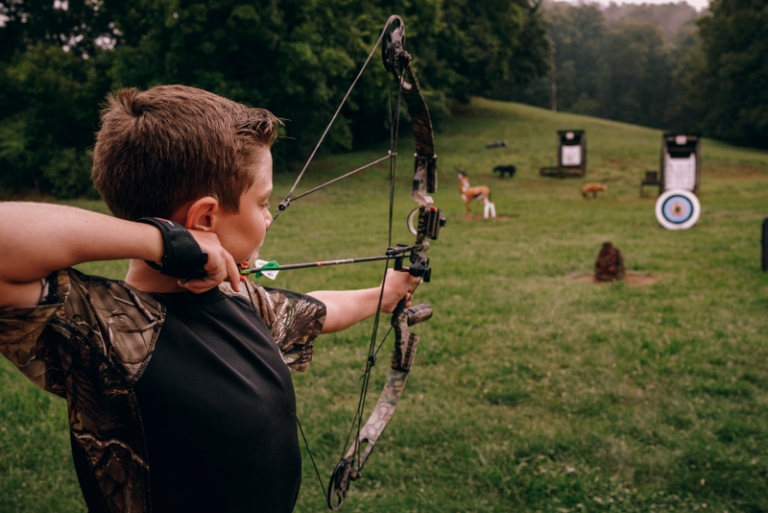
[176,230,242,294]
[379,268,422,314]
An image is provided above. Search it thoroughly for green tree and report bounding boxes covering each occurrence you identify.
[438,0,550,102]
[0,0,113,59]
[0,44,111,196]
[520,2,691,131]
[0,1,115,197]
[685,0,768,147]
[104,0,439,166]
[547,2,608,115]
[600,20,672,128]
[104,0,549,167]
[0,0,551,195]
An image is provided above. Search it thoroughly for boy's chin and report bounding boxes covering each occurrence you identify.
[245,250,260,265]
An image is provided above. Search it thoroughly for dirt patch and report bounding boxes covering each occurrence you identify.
[568,273,659,285]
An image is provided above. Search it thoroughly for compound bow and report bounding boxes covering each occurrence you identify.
[263,15,445,510]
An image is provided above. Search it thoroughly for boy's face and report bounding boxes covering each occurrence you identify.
[215,147,273,265]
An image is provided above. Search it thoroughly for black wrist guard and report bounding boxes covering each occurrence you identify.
[136,218,208,280]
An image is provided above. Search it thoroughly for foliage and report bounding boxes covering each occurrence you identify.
[685,0,768,148]
[0,0,113,59]
[1,0,765,187]
[102,0,548,164]
[437,0,550,102]
[3,98,768,512]
[600,20,671,128]
[516,1,704,134]
[517,0,768,149]
[546,2,608,114]
[0,43,109,197]
[0,0,549,196]
[602,1,698,38]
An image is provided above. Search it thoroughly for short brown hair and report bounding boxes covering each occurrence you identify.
[92,85,280,220]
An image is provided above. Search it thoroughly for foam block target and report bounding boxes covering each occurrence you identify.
[655,189,700,230]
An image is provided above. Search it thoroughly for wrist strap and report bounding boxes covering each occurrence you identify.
[136,218,208,280]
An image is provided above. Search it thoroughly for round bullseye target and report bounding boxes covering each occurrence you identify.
[655,189,701,230]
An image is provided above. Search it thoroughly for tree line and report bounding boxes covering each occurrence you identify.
[516,0,767,150]
[0,0,548,198]
[0,0,765,199]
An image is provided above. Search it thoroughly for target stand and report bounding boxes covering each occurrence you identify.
[661,133,700,194]
[652,134,702,229]
[761,218,768,272]
[655,189,700,230]
[540,130,586,178]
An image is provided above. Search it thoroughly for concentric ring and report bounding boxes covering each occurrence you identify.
[655,189,701,230]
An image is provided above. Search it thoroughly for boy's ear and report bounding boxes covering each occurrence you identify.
[183,196,220,231]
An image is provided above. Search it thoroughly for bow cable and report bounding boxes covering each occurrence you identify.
[285,153,394,205]
[272,21,399,223]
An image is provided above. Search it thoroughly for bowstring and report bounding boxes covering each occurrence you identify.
[287,154,393,204]
[348,63,406,470]
[297,416,328,499]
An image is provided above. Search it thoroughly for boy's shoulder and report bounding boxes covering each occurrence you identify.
[0,268,165,395]
[52,268,166,384]
[1,268,326,388]
[230,279,327,372]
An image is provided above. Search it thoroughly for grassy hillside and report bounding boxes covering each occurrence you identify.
[2,97,768,512]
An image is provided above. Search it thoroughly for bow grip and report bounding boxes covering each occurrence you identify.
[404,303,433,326]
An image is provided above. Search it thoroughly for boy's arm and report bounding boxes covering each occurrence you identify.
[0,202,240,308]
[307,269,419,333]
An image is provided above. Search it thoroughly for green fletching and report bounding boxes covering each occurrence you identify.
[261,261,281,271]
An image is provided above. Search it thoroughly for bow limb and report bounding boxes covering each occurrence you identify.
[327,303,432,510]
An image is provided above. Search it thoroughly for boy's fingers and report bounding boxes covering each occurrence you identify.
[177,278,209,293]
[174,249,240,294]
[226,256,241,292]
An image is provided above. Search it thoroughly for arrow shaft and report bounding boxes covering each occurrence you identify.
[240,246,420,275]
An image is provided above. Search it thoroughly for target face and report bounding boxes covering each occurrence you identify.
[655,189,701,230]
[561,145,582,166]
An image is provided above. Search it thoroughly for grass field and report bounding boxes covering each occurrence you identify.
[3,97,768,512]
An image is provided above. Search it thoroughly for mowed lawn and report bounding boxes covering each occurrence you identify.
[2,98,768,512]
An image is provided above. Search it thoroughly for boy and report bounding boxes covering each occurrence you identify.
[0,85,417,512]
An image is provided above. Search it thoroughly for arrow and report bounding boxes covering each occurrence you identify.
[240,246,421,279]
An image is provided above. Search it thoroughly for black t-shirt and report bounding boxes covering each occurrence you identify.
[132,287,301,512]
